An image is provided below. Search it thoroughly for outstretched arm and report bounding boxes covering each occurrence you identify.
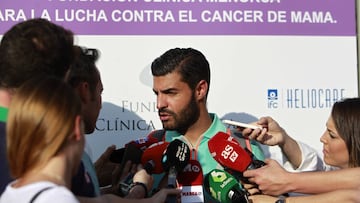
[249,189,360,203]
[243,116,302,168]
[244,159,360,195]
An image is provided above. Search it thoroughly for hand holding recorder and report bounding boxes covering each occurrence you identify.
[224,118,288,147]
[223,119,262,130]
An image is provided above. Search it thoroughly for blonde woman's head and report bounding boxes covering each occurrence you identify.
[6,76,82,178]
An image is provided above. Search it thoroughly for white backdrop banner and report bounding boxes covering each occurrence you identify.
[1,0,358,160]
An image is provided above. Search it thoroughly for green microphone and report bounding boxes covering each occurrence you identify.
[205,169,249,203]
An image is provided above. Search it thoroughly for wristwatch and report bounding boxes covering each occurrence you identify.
[275,195,287,203]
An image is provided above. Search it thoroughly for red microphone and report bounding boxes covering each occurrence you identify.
[140,141,169,174]
[125,130,164,151]
[208,132,253,173]
[177,160,204,203]
[209,133,288,197]
[110,130,165,164]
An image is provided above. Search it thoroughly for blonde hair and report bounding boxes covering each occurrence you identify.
[6,76,81,178]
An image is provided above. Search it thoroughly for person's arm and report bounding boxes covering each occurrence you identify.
[244,159,360,195]
[95,145,117,188]
[287,189,360,203]
[249,189,360,203]
[277,131,302,169]
[288,168,360,194]
[243,116,302,168]
[125,168,153,199]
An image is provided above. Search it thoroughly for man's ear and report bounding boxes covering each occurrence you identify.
[73,115,83,141]
[75,82,90,104]
[195,80,208,101]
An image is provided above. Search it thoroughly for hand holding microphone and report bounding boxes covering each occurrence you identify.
[120,141,169,197]
[112,132,166,196]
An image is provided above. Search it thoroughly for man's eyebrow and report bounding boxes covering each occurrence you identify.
[153,87,178,94]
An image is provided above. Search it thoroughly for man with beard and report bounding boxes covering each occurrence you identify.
[143,47,267,202]
[139,47,315,202]
[150,47,225,176]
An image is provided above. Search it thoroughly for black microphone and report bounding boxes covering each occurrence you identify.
[204,168,249,203]
[162,139,190,203]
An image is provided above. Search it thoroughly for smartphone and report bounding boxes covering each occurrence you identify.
[222,119,262,130]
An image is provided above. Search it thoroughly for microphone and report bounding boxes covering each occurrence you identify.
[110,130,165,164]
[125,131,164,151]
[177,160,204,203]
[140,141,169,174]
[113,130,166,196]
[162,139,191,203]
[204,169,249,203]
[115,144,143,196]
[208,132,265,173]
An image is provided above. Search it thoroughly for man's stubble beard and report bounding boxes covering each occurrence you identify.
[161,93,200,134]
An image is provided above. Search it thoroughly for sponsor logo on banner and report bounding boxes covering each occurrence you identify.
[267,88,346,109]
[94,101,158,133]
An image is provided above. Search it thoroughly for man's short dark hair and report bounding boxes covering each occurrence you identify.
[0,18,74,88]
[65,46,100,99]
[151,47,211,97]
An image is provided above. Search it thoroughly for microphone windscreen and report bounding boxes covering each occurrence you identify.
[208,132,252,172]
[177,160,203,186]
[125,133,162,151]
[178,160,205,203]
[162,139,190,173]
[205,169,248,203]
[141,141,169,174]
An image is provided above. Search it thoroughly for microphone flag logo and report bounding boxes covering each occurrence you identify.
[178,160,204,203]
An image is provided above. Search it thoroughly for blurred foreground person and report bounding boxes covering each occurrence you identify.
[0,77,83,202]
[0,18,74,193]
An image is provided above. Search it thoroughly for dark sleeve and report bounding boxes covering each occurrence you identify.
[71,161,96,197]
[0,121,12,194]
